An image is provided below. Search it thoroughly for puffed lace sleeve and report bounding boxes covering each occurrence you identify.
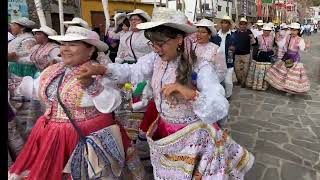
[107,52,157,84]
[14,75,41,100]
[16,38,37,63]
[115,36,127,64]
[81,77,122,113]
[298,38,306,51]
[192,62,229,123]
[211,45,227,82]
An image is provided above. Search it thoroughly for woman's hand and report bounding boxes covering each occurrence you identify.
[78,63,107,79]
[77,62,105,89]
[162,83,196,101]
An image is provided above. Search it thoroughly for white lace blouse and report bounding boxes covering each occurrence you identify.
[8,33,36,63]
[115,30,152,63]
[107,52,229,124]
[14,66,121,114]
[194,42,227,82]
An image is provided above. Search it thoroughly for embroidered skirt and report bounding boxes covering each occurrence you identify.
[8,62,40,78]
[146,118,255,180]
[8,113,131,180]
[246,60,272,91]
[265,61,310,93]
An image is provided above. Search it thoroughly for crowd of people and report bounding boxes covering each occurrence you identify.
[8,6,312,180]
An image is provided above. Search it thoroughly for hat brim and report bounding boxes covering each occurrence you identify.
[63,21,79,27]
[127,12,151,22]
[137,21,196,34]
[257,23,264,26]
[48,34,108,52]
[32,29,54,36]
[11,20,35,28]
[262,28,272,31]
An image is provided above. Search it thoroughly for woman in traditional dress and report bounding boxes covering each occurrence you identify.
[8,17,37,78]
[194,18,226,82]
[246,23,275,91]
[107,13,130,62]
[113,9,157,165]
[29,26,61,72]
[115,9,152,64]
[8,26,144,180]
[265,22,310,94]
[275,23,291,61]
[78,8,254,179]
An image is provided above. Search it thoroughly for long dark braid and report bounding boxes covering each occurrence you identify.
[145,26,197,87]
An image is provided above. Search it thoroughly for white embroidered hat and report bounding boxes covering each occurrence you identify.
[49,26,108,52]
[64,17,91,30]
[127,9,151,22]
[11,17,36,28]
[137,7,196,33]
[194,19,217,34]
[289,22,301,29]
[239,17,248,23]
[32,25,57,36]
[256,20,264,26]
[114,12,127,27]
[262,24,272,31]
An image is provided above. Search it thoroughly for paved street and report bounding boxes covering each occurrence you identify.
[227,33,320,180]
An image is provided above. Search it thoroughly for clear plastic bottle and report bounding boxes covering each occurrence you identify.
[122,83,133,112]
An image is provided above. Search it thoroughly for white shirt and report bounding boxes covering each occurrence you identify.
[217,30,232,61]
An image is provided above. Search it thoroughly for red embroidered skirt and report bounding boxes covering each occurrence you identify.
[9,114,131,180]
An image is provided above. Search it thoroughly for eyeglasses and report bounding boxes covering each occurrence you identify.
[147,39,171,49]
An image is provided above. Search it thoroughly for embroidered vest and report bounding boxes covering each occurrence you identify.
[39,63,100,122]
[30,42,59,70]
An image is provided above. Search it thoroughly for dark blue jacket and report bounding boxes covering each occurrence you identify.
[210,32,235,68]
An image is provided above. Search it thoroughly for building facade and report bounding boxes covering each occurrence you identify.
[80,0,154,32]
[26,0,81,33]
[232,0,257,23]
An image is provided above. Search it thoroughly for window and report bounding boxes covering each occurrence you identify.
[218,5,222,11]
[226,7,229,13]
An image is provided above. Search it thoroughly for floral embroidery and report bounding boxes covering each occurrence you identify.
[39,63,100,122]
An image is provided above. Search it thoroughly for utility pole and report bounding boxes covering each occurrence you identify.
[211,0,214,19]
[227,0,230,16]
[235,0,238,22]
[58,0,64,35]
[34,0,46,26]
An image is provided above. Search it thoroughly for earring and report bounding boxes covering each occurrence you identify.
[177,43,182,52]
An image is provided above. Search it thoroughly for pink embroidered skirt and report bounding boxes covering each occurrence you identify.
[265,61,310,93]
[9,114,131,180]
[146,118,254,179]
[152,117,220,140]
